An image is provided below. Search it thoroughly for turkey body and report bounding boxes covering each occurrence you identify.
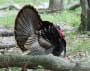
[14,5,66,56]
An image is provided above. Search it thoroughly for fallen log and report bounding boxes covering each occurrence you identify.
[0,30,14,36]
[0,43,16,49]
[0,54,89,71]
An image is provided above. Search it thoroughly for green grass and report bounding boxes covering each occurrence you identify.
[0,8,81,28]
[0,67,20,71]
[65,31,90,56]
[0,15,15,28]
[60,10,81,27]
[41,9,81,27]
[0,0,49,5]
[70,38,90,54]
[0,0,81,28]
[0,0,7,4]
[41,13,60,23]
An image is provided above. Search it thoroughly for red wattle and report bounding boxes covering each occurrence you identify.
[58,29,65,38]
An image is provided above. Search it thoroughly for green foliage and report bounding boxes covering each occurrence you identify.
[0,16,15,28]
[73,39,90,52]
[0,67,20,71]
[41,9,81,27]
[0,0,49,5]
[41,13,60,23]
[10,67,20,71]
[67,31,90,55]
[0,9,81,28]
[0,0,81,28]
[0,0,7,4]
[60,10,81,27]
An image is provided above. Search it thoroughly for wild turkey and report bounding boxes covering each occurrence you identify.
[14,5,66,56]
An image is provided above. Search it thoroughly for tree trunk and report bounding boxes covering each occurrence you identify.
[49,0,63,11]
[79,0,90,32]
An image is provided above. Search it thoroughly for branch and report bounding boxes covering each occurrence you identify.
[0,4,21,10]
[0,54,90,71]
[65,2,80,10]
[38,8,62,14]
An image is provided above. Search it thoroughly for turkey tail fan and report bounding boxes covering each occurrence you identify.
[14,5,42,51]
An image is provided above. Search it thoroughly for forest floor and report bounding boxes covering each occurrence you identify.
[0,26,90,71]
[0,0,90,71]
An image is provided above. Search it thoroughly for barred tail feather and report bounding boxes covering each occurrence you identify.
[14,5,42,51]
